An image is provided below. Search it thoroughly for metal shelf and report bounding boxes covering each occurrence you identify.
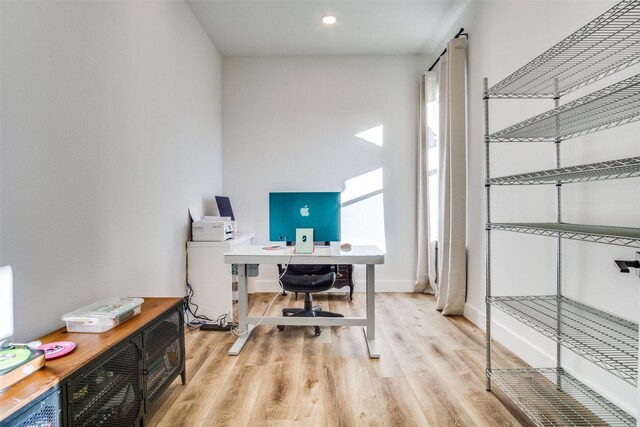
[487,1,640,99]
[488,296,637,385]
[488,368,635,426]
[485,2,639,424]
[489,74,640,142]
[488,222,640,248]
[487,157,640,185]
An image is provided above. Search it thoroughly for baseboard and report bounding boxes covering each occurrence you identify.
[464,302,638,416]
[248,279,415,294]
[462,302,487,331]
[463,302,555,368]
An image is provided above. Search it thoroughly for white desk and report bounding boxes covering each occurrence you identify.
[223,245,385,358]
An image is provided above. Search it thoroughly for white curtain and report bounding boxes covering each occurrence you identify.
[416,37,467,315]
[437,38,467,315]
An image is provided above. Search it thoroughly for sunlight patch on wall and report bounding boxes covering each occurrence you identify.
[341,167,386,251]
[341,168,383,205]
[355,124,383,147]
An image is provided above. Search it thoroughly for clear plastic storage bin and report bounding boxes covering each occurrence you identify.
[62,297,144,333]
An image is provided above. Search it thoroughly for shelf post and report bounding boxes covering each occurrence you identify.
[554,78,563,390]
[484,77,492,391]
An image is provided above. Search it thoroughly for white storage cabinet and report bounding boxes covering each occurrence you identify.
[187,232,255,320]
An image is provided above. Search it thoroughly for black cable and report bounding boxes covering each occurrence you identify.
[183,241,238,331]
[183,238,218,329]
[185,283,210,330]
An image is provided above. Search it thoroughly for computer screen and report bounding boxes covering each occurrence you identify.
[215,196,235,221]
[0,266,13,344]
[269,192,341,243]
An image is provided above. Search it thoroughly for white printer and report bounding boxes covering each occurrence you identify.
[192,216,234,241]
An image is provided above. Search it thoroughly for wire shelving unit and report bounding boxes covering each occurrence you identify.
[487,0,640,99]
[488,368,635,426]
[487,223,640,248]
[488,296,638,385]
[484,1,639,424]
[489,74,640,142]
[487,157,640,185]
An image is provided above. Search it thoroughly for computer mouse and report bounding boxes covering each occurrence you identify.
[340,243,352,252]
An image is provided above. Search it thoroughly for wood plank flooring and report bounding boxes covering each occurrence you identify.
[146,293,532,426]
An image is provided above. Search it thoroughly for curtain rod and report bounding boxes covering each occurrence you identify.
[427,28,468,72]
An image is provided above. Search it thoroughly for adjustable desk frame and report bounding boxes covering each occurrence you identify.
[223,245,384,358]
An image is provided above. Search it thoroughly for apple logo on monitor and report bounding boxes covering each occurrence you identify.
[300,205,310,217]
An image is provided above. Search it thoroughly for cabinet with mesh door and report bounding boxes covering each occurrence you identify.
[142,307,185,411]
[0,299,185,427]
[2,388,62,427]
[66,340,143,427]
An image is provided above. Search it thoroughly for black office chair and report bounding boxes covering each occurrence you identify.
[276,264,344,336]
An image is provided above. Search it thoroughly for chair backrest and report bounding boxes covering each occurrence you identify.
[285,264,333,276]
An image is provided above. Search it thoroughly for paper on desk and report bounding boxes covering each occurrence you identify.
[189,207,201,223]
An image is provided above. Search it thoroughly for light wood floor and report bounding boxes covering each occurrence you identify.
[147,292,531,426]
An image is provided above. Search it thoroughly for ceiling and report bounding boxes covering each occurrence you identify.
[186,1,470,56]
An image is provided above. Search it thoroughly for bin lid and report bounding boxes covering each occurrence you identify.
[62,297,144,321]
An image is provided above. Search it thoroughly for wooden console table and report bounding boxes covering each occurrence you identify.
[0,297,185,426]
[334,264,355,300]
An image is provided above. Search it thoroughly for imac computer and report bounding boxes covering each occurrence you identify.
[269,192,341,243]
[0,265,47,388]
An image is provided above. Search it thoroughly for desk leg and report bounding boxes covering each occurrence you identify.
[364,264,379,359]
[229,263,255,356]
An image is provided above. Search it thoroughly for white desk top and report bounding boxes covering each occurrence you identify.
[224,244,384,265]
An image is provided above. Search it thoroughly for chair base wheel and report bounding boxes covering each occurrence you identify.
[277,325,285,331]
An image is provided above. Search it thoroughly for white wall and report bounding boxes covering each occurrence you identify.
[441,0,639,415]
[222,56,427,291]
[1,1,222,341]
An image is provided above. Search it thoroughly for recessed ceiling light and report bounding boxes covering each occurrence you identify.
[321,14,337,25]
